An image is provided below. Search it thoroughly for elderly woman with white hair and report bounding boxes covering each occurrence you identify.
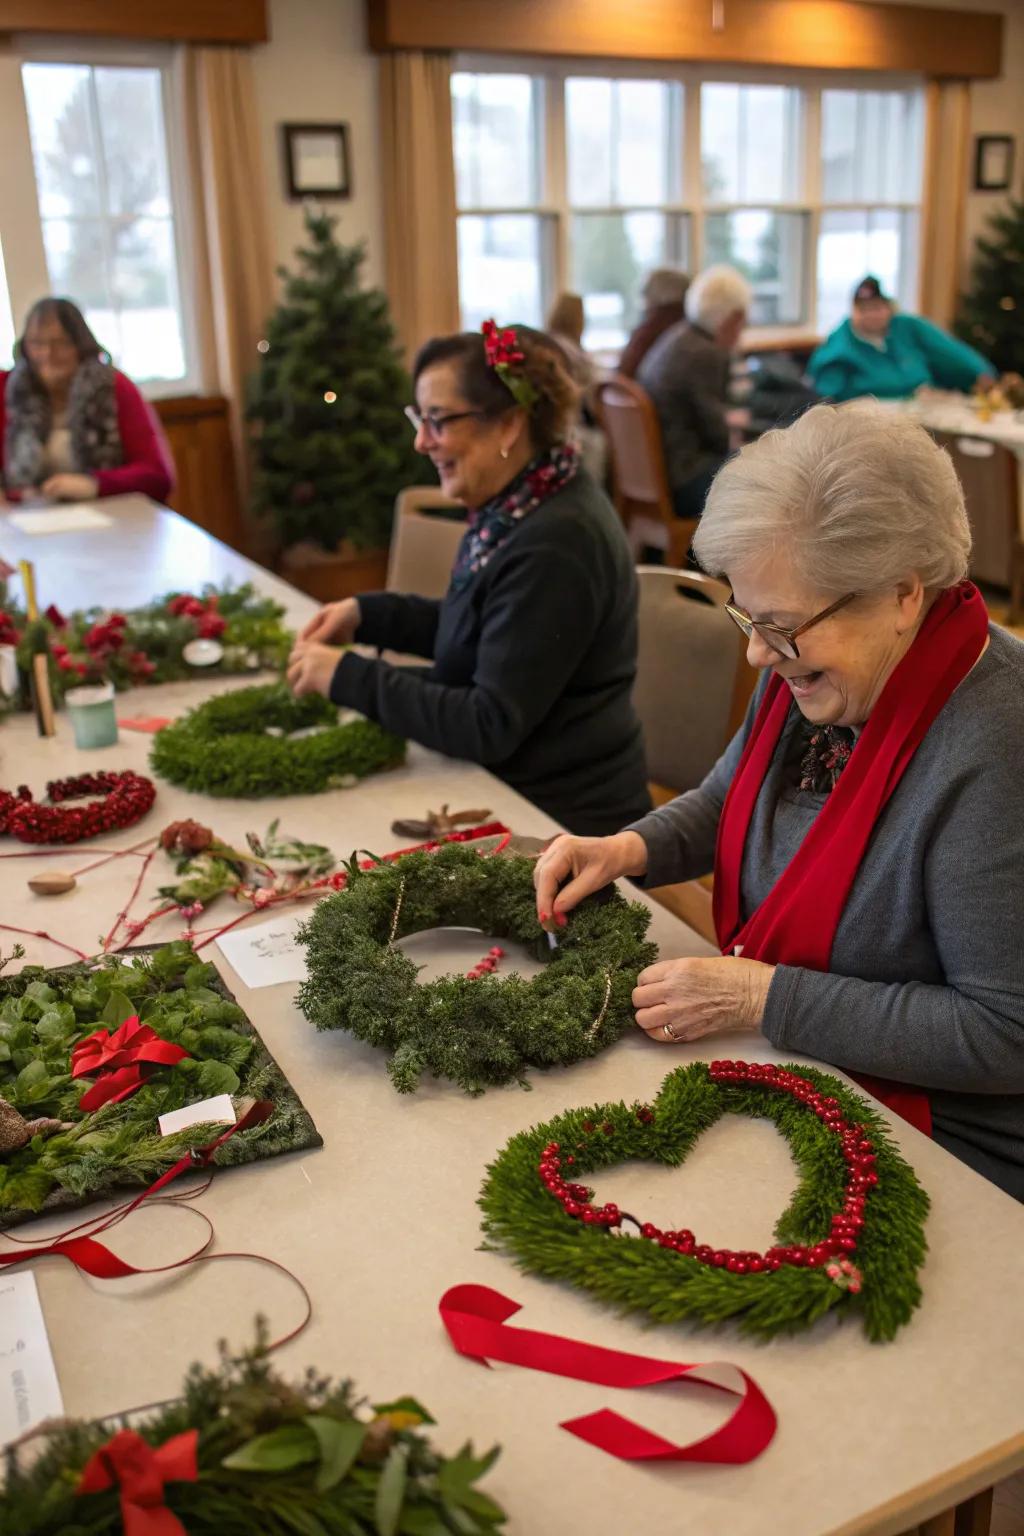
[536,402,1024,1198]
[636,264,751,520]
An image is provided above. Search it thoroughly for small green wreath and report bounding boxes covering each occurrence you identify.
[480,1060,929,1341]
[150,684,405,798]
[296,844,657,1094]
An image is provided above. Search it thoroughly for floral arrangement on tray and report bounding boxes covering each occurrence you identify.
[0,1322,507,1535]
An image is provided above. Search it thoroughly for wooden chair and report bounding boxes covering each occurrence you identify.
[931,430,1024,623]
[595,374,698,567]
[633,566,757,943]
[386,487,467,599]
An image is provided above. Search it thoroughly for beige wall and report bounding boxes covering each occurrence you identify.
[251,0,383,289]
[961,0,1024,263]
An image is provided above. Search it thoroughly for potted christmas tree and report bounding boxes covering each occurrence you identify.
[955,197,1024,375]
[248,207,427,599]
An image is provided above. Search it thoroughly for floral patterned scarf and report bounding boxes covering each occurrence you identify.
[3,357,122,491]
[449,442,580,591]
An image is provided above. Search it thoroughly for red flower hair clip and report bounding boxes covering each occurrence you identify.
[481,318,539,410]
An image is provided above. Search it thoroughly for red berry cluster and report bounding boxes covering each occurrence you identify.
[481,318,525,370]
[0,771,157,844]
[0,610,20,648]
[167,593,227,640]
[536,1059,878,1276]
[465,945,505,980]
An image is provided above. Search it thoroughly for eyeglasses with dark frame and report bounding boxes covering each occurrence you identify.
[404,405,487,438]
[724,592,857,660]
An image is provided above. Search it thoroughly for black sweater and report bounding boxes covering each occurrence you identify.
[329,472,651,835]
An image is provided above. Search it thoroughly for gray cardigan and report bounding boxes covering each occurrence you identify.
[626,624,1024,1199]
[635,321,731,490]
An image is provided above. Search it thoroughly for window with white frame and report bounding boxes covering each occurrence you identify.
[452,65,925,349]
[0,48,194,391]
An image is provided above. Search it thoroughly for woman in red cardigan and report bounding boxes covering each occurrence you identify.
[0,297,175,503]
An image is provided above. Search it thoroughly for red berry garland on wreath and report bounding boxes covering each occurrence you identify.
[0,771,156,844]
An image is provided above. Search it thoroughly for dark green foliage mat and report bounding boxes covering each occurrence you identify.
[0,941,321,1226]
[480,1062,930,1342]
[0,1324,506,1536]
[297,845,657,1094]
[150,683,405,798]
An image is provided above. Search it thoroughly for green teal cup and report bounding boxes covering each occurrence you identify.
[64,683,119,749]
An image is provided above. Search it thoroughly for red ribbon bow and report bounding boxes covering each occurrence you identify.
[71,1016,190,1111]
[77,1427,199,1536]
[440,1284,776,1464]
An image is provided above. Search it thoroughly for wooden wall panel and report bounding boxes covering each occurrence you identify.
[368,0,1002,80]
[154,396,246,555]
[0,0,268,44]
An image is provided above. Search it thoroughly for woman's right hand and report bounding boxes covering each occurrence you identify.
[299,597,362,646]
[533,831,648,924]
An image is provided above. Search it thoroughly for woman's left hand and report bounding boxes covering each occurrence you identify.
[286,639,343,698]
[41,473,99,501]
[632,956,776,1044]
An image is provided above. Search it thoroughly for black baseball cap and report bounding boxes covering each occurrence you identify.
[853,275,890,304]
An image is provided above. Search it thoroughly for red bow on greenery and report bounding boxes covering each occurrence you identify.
[76,1428,199,1536]
[71,1016,190,1111]
[481,318,539,410]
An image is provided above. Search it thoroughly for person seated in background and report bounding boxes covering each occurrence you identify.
[618,267,690,379]
[535,402,1024,1200]
[808,276,995,403]
[637,264,751,521]
[0,297,174,504]
[287,321,651,837]
[545,291,606,485]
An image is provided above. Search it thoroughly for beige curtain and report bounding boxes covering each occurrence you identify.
[182,45,275,500]
[919,80,971,329]
[380,52,461,360]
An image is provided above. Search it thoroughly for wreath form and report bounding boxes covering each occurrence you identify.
[480,1060,929,1341]
[0,771,156,844]
[296,844,658,1094]
[149,684,405,798]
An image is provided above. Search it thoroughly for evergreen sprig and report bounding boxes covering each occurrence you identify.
[480,1062,929,1342]
[150,684,405,798]
[0,1321,506,1536]
[296,845,657,1094]
[0,941,321,1224]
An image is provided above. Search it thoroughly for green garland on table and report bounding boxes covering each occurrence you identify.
[0,1322,506,1536]
[480,1061,930,1342]
[296,844,657,1094]
[0,941,320,1224]
[0,581,292,707]
[150,684,405,798]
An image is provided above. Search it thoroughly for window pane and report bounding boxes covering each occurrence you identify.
[704,210,805,325]
[567,77,675,208]
[816,208,918,332]
[452,73,538,208]
[457,215,544,331]
[571,211,687,350]
[702,84,800,203]
[95,67,171,217]
[23,63,102,218]
[822,90,923,204]
[112,219,186,381]
[0,238,15,369]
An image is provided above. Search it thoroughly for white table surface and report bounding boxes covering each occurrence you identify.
[0,499,1022,1536]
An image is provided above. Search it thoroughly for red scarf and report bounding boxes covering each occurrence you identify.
[713,581,989,1135]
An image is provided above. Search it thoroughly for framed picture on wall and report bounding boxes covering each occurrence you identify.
[283,123,351,200]
[973,135,1014,192]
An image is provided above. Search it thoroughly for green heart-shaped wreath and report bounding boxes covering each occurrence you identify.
[480,1060,929,1341]
[150,683,405,798]
[297,844,657,1094]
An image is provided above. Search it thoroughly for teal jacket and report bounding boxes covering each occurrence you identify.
[808,314,992,402]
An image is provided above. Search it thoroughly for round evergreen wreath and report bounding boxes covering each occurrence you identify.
[480,1060,930,1341]
[296,844,658,1094]
[150,684,405,798]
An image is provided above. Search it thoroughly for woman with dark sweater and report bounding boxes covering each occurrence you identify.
[0,298,174,503]
[287,322,650,836]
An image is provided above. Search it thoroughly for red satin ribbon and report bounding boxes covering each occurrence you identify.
[439,1284,776,1464]
[76,1427,198,1536]
[71,1015,190,1111]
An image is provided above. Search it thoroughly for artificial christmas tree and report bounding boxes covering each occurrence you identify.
[955,198,1024,374]
[248,207,426,561]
